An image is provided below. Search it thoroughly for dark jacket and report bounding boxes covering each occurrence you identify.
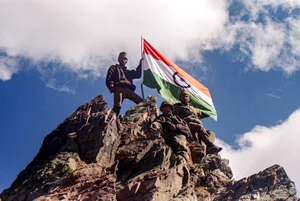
[154,113,191,138]
[106,64,141,91]
[173,102,203,124]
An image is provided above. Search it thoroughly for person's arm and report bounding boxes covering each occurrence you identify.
[130,59,142,79]
[154,116,174,130]
[174,115,187,126]
[196,108,208,119]
[196,108,202,119]
[173,104,181,117]
[106,66,116,93]
[174,116,192,139]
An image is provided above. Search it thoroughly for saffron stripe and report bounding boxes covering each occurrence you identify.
[144,39,211,98]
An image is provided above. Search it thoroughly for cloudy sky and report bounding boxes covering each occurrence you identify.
[1,0,300,196]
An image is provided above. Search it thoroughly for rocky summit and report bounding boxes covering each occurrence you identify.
[0,95,298,201]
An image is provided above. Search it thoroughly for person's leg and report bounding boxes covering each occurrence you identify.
[186,124,205,160]
[172,134,190,161]
[188,122,208,143]
[112,87,124,115]
[127,89,143,104]
[188,122,222,154]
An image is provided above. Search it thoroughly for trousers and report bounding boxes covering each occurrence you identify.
[112,86,143,115]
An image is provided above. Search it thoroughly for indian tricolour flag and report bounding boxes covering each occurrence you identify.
[142,38,217,120]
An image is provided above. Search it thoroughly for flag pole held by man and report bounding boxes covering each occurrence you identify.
[106,52,143,117]
[105,39,221,155]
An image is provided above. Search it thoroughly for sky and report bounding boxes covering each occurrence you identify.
[0,0,300,196]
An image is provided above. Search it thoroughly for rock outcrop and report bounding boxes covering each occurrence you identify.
[0,95,298,201]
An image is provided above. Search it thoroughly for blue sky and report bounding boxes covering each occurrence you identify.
[1,0,300,195]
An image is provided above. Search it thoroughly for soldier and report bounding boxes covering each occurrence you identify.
[153,100,191,161]
[106,52,143,116]
[173,89,222,154]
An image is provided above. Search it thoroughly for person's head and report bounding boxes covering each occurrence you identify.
[160,100,174,115]
[118,52,128,66]
[179,89,190,104]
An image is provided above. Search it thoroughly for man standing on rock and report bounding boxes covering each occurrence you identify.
[106,52,143,116]
[153,100,191,161]
[173,89,222,155]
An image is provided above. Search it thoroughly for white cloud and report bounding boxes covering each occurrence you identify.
[45,78,75,94]
[251,21,285,71]
[0,0,228,74]
[229,1,300,74]
[243,0,300,18]
[218,108,300,196]
[266,93,281,99]
[197,1,300,74]
[0,0,299,85]
[0,57,19,81]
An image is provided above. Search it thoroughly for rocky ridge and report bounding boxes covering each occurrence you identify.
[0,95,297,201]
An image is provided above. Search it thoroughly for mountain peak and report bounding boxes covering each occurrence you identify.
[0,95,297,201]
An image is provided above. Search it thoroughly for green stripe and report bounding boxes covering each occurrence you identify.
[143,69,217,120]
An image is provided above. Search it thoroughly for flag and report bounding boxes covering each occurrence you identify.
[142,38,217,120]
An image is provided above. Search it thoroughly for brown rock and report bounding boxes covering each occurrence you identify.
[0,95,298,201]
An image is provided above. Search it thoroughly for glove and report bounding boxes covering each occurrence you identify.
[109,88,115,93]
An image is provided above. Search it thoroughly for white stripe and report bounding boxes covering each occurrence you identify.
[143,53,215,109]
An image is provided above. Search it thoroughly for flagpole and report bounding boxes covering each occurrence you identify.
[140,36,145,99]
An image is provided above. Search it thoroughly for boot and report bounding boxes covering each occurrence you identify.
[206,144,222,154]
[201,138,222,154]
[197,130,223,155]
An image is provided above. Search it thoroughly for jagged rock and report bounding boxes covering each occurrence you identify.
[35,167,117,201]
[215,164,297,201]
[1,95,298,201]
[0,95,119,201]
